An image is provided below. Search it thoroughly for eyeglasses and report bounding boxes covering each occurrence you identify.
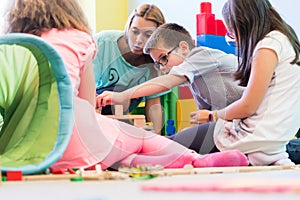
[153,46,178,71]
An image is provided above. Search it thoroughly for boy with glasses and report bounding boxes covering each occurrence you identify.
[96,23,299,163]
[97,23,244,114]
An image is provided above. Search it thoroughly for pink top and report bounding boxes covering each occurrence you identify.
[41,28,96,96]
[41,29,120,169]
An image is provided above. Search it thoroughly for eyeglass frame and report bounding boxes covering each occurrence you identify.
[153,46,178,71]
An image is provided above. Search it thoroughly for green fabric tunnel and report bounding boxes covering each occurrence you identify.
[0,33,73,175]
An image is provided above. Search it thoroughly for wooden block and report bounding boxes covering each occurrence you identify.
[22,171,128,181]
[114,105,123,116]
[106,115,145,128]
[104,104,146,128]
[106,115,145,120]
[159,165,300,176]
[133,118,145,128]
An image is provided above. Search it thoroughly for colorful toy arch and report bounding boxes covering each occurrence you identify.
[0,33,73,175]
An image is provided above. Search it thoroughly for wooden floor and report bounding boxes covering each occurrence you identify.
[1,166,300,200]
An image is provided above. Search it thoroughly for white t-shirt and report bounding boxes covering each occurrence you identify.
[169,46,244,110]
[214,31,300,157]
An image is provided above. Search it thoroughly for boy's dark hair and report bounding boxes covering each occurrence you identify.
[144,23,195,54]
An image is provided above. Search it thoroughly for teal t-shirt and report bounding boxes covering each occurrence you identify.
[93,31,149,89]
[93,30,168,99]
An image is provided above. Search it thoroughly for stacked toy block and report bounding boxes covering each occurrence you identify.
[175,2,237,132]
[196,2,236,55]
[173,85,196,132]
[176,98,197,132]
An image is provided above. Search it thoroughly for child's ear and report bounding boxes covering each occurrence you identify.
[178,41,190,55]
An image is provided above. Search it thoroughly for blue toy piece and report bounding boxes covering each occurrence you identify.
[166,119,176,136]
[197,34,236,55]
[286,134,300,164]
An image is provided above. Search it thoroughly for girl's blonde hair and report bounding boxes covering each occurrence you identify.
[124,4,165,42]
[6,0,90,36]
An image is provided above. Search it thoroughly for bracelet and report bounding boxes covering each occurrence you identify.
[208,110,218,122]
[213,110,218,121]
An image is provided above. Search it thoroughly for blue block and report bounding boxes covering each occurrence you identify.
[166,119,176,136]
[197,34,236,55]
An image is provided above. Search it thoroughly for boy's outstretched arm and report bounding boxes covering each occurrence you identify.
[96,74,187,107]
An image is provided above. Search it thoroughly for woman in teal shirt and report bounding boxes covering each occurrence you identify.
[93,4,166,134]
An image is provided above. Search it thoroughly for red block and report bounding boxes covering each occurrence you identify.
[200,2,212,13]
[6,171,23,181]
[51,168,65,174]
[196,2,216,35]
[196,13,216,35]
[179,86,193,99]
[216,20,227,36]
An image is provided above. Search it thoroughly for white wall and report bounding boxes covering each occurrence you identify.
[270,0,300,37]
[2,0,300,38]
[78,0,96,33]
[128,0,212,39]
[0,0,11,35]
[128,0,300,40]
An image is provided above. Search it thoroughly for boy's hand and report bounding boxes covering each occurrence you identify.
[190,109,211,124]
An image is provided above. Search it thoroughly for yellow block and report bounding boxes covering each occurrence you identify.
[176,99,197,132]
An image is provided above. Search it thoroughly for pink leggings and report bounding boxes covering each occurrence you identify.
[52,98,248,171]
[99,120,197,169]
[52,97,196,170]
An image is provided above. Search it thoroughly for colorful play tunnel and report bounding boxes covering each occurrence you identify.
[0,33,74,175]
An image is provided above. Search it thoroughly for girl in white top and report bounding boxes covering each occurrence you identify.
[194,0,300,166]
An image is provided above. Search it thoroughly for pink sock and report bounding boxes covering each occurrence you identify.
[193,150,249,167]
[130,153,195,168]
[164,154,195,168]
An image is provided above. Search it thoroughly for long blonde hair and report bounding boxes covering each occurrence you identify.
[124,4,165,42]
[6,0,90,36]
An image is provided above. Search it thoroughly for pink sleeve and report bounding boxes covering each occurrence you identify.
[78,37,97,73]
